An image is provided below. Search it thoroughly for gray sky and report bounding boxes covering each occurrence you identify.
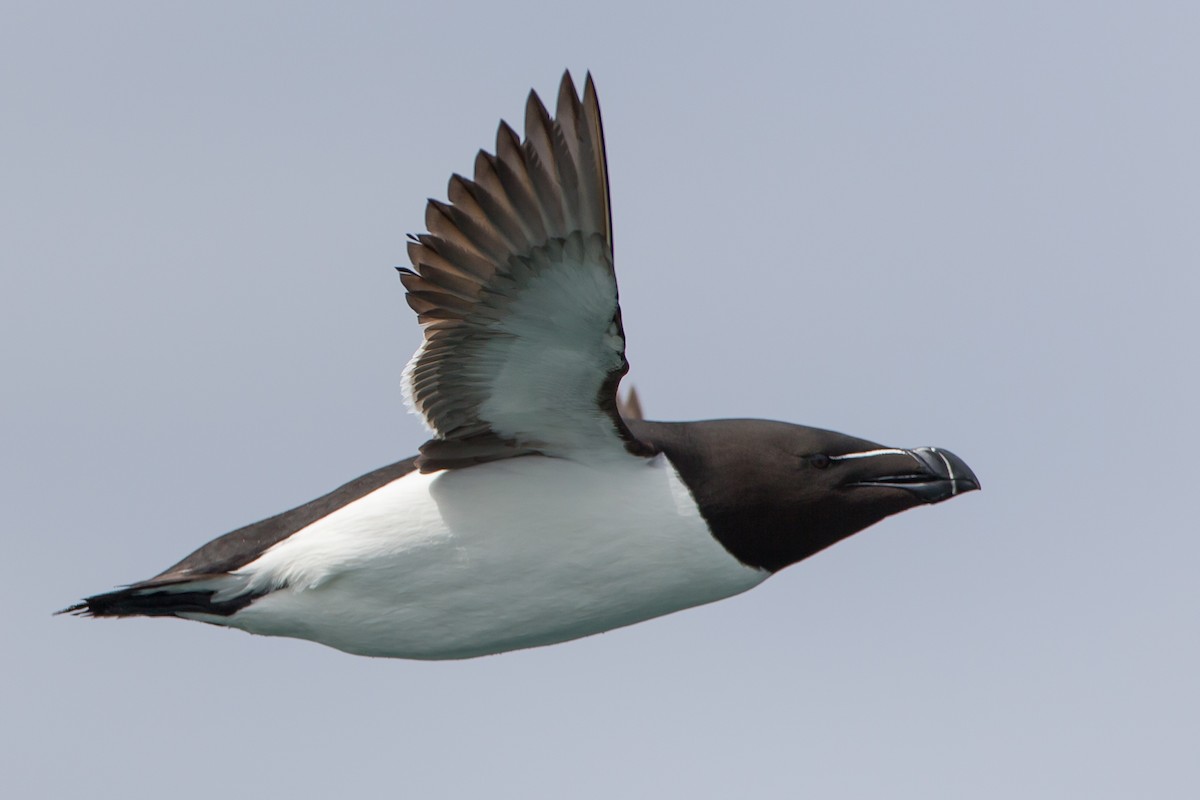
[4,2,1198,797]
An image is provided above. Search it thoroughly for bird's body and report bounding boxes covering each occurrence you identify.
[184,454,763,660]
[66,73,979,659]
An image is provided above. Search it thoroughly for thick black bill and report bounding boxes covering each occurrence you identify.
[852,446,980,504]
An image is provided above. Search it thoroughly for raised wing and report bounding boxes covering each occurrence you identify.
[617,386,644,422]
[400,72,652,472]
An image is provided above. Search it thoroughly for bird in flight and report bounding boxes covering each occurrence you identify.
[64,72,979,660]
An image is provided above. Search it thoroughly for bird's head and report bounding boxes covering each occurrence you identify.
[633,420,980,572]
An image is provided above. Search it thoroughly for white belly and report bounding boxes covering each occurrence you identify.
[213,455,767,659]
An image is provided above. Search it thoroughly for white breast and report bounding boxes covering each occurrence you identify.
[214,455,767,659]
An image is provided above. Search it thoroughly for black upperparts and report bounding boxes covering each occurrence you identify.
[148,456,419,584]
[59,457,421,619]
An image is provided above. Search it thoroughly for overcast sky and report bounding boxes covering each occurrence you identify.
[4,2,1199,797]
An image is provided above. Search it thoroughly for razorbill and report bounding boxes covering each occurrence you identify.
[63,72,979,660]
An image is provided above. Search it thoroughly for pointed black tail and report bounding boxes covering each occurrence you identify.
[57,582,258,619]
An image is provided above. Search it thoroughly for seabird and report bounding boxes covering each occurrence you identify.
[63,72,979,660]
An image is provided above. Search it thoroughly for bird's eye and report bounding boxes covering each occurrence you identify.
[808,453,832,469]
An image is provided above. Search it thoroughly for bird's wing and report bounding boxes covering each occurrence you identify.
[617,386,644,422]
[400,72,652,473]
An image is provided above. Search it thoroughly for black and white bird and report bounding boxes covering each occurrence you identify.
[64,73,979,660]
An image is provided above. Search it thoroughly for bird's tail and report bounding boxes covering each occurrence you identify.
[57,576,258,619]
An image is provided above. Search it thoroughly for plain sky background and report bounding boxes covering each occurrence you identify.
[3,2,1198,797]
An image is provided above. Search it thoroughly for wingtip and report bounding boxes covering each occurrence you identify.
[618,385,644,421]
[526,87,548,111]
[557,71,581,113]
[524,88,554,139]
[495,119,521,150]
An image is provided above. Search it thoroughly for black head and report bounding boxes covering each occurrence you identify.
[627,419,979,572]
